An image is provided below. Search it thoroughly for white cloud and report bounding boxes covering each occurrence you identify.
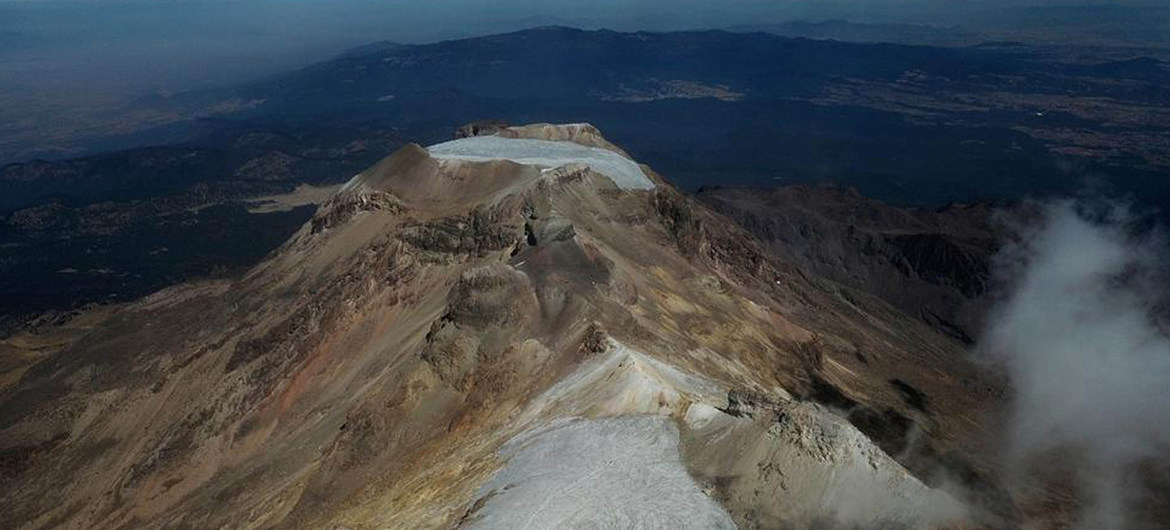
[983,200,1170,529]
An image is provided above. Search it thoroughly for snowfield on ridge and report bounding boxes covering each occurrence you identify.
[462,416,736,530]
[427,136,656,190]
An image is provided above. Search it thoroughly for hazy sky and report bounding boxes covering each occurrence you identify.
[0,0,1166,129]
[0,0,767,97]
[1,0,1166,99]
[0,1,831,101]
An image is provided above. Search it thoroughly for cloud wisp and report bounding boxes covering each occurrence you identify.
[983,200,1170,529]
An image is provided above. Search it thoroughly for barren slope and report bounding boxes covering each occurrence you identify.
[699,185,1004,344]
[0,124,1005,529]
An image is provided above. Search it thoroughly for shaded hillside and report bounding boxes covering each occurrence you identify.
[699,185,1004,343]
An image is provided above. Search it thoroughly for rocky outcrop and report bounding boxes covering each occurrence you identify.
[496,122,632,157]
[455,120,510,138]
[401,207,521,260]
[310,190,405,234]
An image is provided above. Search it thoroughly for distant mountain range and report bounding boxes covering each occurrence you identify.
[730,20,979,47]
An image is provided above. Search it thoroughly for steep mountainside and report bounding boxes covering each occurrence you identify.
[698,186,1004,344]
[1,124,1009,529]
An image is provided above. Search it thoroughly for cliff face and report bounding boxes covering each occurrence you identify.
[0,125,1004,529]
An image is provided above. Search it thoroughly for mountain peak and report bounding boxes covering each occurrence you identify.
[332,123,653,218]
[1,121,988,530]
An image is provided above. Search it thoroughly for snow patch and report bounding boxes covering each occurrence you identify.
[521,341,725,420]
[683,402,724,429]
[686,401,968,529]
[427,136,655,190]
[462,416,735,530]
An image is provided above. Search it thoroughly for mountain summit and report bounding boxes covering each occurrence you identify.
[1,124,999,529]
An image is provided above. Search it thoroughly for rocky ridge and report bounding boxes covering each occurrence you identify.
[0,124,1005,529]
